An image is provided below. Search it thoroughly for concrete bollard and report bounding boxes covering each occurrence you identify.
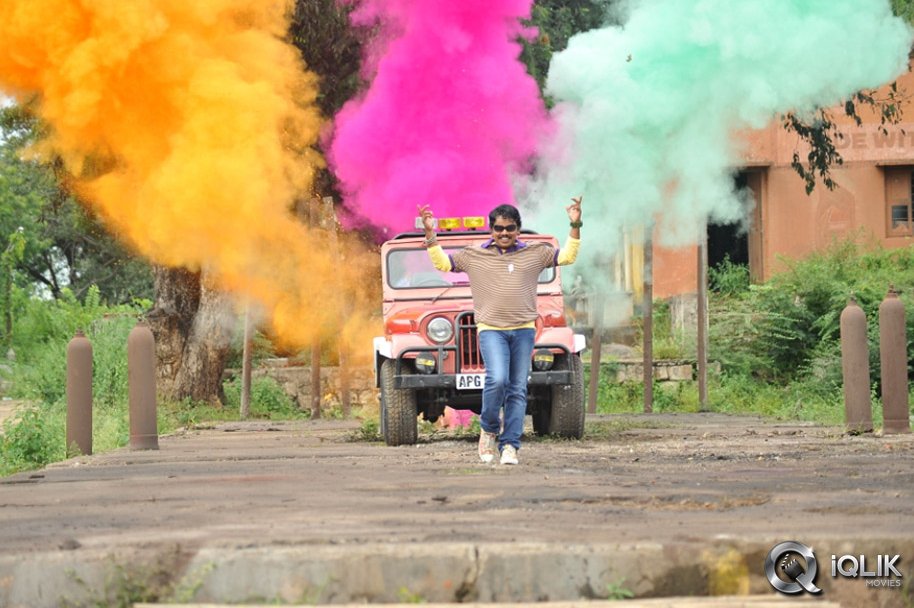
[840,297,873,433]
[128,322,159,450]
[66,330,92,456]
[879,288,910,434]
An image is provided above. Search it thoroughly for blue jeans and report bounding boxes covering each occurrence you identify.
[478,328,535,450]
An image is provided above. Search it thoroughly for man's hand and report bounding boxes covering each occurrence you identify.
[566,196,583,222]
[417,204,436,234]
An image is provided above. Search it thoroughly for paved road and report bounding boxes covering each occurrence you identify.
[1,413,912,607]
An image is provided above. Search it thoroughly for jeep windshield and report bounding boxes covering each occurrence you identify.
[386,247,555,289]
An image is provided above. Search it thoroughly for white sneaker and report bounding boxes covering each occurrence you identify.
[478,430,497,463]
[500,445,519,465]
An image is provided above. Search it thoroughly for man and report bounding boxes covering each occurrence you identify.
[418,198,583,465]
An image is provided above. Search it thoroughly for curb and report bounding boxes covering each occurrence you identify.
[1,539,909,607]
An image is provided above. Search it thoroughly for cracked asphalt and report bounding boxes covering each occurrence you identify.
[1,412,912,606]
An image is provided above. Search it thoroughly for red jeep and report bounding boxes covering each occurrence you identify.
[373,218,587,446]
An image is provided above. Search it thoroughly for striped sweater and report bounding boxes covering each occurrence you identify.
[428,237,580,330]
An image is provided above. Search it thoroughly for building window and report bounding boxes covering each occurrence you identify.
[884,167,914,236]
[890,202,911,233]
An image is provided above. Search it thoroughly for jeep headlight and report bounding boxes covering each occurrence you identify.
[426,317,454,344]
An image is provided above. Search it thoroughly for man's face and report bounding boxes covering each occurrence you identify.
[491,215,519,251]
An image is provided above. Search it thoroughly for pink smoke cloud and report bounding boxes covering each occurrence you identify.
[329,0,550,236]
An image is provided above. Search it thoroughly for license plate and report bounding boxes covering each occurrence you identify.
[456,373,485,390]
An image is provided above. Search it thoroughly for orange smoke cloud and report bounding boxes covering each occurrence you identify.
[0,0,379,352]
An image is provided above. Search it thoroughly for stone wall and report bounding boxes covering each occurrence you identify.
[602,359,721,383]
[230,357,716,414]
[225,359,379,412]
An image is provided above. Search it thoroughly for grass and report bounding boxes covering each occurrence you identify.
[584,364,900,428]
[0,378,317,477]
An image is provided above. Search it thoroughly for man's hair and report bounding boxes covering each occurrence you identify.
[488,204,522,229]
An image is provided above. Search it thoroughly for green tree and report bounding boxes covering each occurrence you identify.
[892,0,914,23]
[782,1,913,194]
[0,227,25,349]
[290,0,365,201]
[520,0,617,102]
[0,105,153,303]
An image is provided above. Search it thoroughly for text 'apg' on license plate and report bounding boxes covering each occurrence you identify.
[456,373,485,390]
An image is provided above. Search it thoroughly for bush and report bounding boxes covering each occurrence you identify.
[1,287,145,475]
[0,405,66,475]
[710,240,914,383]
[8,286,141,406]
[222,376,299,419]
[631,299,690,360]
[709,256,750,296]
[592,239,913,426]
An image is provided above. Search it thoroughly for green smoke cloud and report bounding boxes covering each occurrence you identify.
[524,0,913,274]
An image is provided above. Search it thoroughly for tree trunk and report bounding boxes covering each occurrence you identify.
[146,266,234,406]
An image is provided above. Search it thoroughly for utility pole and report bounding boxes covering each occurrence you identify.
[697,226,709,410]
[240,306,253,419]
[586,290,604,415]
[309,198,322,419]
[643,228,653,413]
[324,196,351,417]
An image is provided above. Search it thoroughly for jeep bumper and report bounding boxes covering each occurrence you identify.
[395,370,573,390]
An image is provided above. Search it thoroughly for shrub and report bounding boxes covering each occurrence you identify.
[709,255,750,296]
[9,286,140,406]
[0,404,65,475]
[1,287,144,475]
[222,376,299,418]
[710,240,914,383]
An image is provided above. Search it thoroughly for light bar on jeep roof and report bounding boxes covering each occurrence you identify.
[414,216,438,230]
[412,216,487,231]
[438,217,461,231]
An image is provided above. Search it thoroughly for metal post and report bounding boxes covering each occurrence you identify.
[325,196,351,417]
[643,229,653,414]
[338,345,351,417]
[309,198,322,419]
[240,307,253,420]
[66,330,92,456]
[697,230,709,410]
[128,322,159,450]
[840,297,873,434]
[879,288,910,434]
[586,291,604,415]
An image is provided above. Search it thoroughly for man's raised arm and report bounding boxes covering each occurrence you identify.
[417,204,452,272]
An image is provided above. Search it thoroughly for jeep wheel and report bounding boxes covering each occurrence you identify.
[548,353,585,438]
[379,359,418,446]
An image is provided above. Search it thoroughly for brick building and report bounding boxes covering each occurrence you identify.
[649,70,914,302]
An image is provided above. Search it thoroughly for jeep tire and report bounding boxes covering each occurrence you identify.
[379,359,418,446]
[547,353,585,438]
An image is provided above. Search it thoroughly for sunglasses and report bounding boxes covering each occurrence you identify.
[492,224,517,233]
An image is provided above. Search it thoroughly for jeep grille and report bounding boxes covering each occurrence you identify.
[456,311,484,372]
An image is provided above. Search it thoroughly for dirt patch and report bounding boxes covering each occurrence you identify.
[0,399,24,429]
[1,412,911,555]
[1,413,913,606]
